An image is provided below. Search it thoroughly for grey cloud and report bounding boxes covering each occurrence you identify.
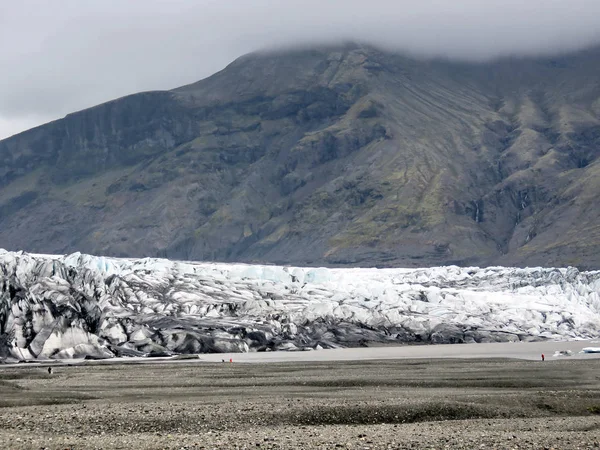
[1,0,600,138]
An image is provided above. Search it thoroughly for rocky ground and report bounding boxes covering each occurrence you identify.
[0,358,599,449]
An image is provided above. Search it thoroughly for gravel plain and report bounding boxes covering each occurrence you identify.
[1,350,600,449]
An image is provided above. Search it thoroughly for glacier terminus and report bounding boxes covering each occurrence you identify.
[1,249,599,361]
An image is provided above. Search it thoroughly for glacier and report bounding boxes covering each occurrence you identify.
[1,249,599,361]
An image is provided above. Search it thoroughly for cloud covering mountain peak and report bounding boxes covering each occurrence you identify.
[2,0,600,138]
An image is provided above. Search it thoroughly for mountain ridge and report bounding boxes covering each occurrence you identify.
[1,44,599,268]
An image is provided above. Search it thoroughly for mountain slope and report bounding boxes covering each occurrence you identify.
[1,44,600,268]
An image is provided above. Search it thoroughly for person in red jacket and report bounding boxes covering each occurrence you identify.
[541,353,545,361]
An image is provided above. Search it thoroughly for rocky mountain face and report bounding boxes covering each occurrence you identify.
[1,44,600,268]
[1,250,599,360]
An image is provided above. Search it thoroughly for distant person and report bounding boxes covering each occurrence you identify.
[47,367,53,374]
[541,354,545,362]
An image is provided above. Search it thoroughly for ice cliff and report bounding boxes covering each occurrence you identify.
[1,250,599,360]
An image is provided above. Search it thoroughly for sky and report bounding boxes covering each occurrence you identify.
[1,0,600,140]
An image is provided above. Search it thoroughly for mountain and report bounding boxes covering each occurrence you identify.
[2,250,599,360]
[1,43,600,268]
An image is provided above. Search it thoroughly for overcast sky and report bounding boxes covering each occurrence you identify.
[1,0,600,140]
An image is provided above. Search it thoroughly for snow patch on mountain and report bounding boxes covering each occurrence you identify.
[1,249,599,360]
